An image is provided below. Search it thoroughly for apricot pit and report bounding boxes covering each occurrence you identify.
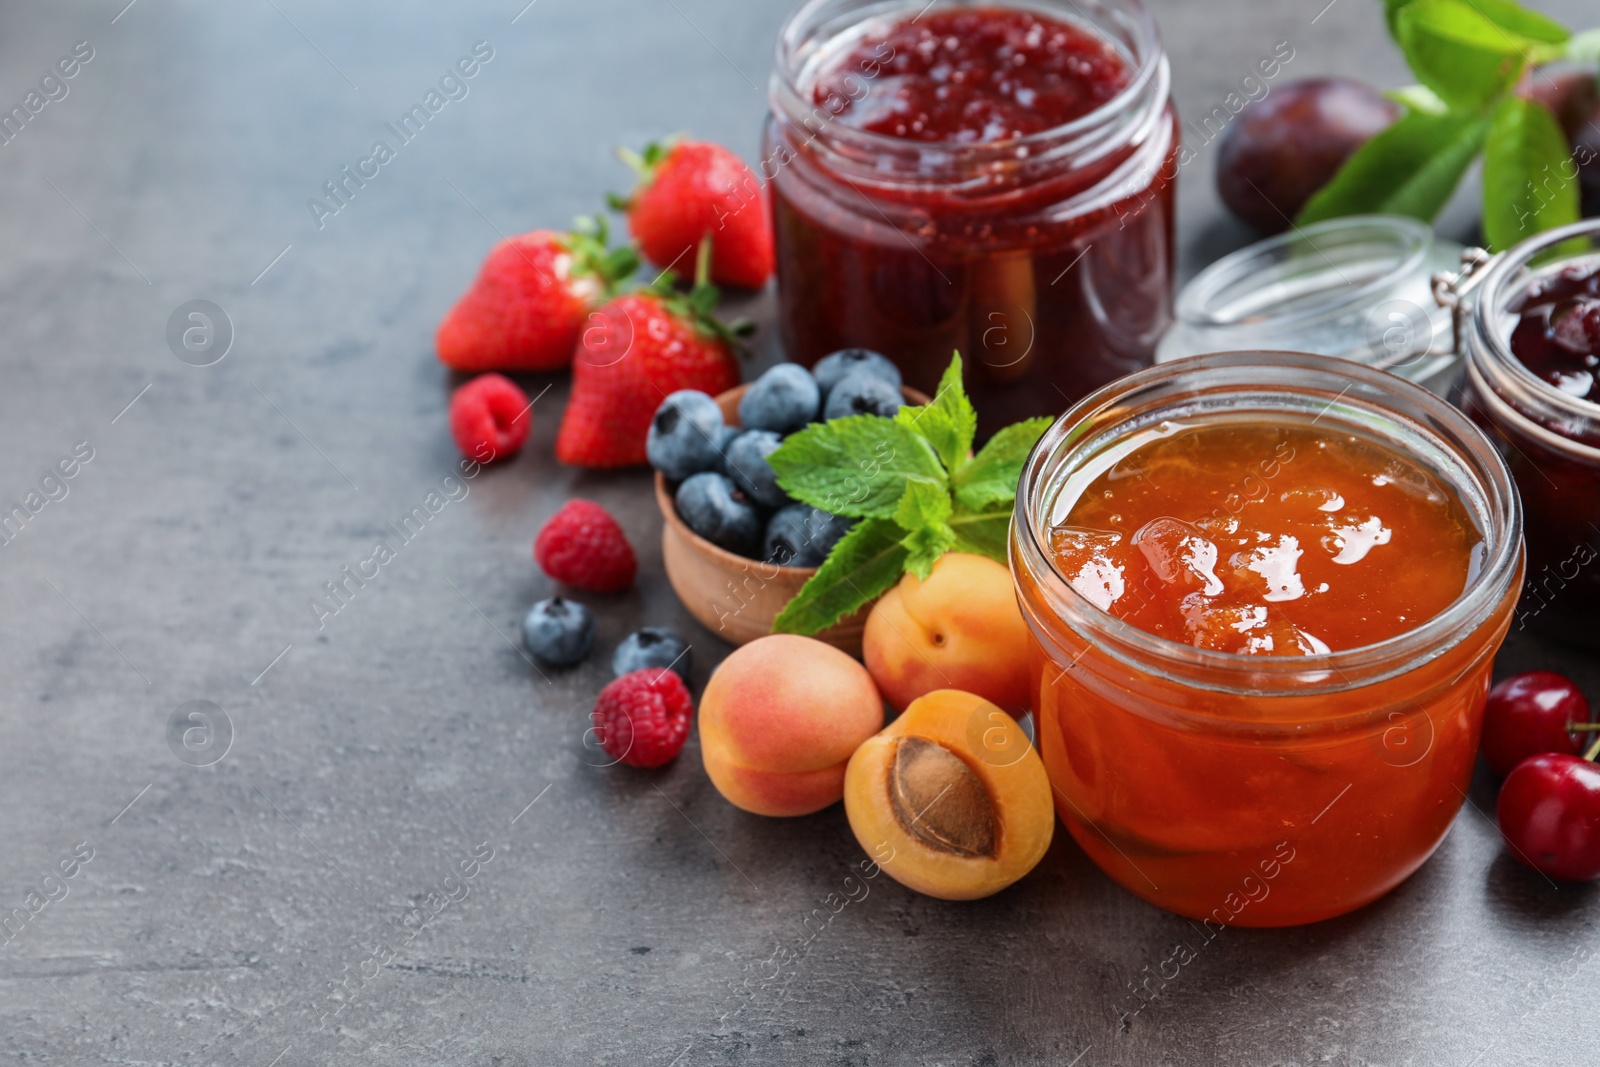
[844,689,1054,900]
[890,737,997,858]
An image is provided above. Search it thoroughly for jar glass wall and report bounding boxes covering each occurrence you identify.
[1454,219,1600,646]
[766,0,1178,436]
[1010,353,1523,926]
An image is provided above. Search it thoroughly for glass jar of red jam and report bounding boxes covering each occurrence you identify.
[1010,352,1523,926]
[766,0,1178,436]
[1441,219,1600,647]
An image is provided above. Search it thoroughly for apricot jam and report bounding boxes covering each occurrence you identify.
[767,0,1178,436]
[1050,423,1478,655]
[1012,354,1522,926]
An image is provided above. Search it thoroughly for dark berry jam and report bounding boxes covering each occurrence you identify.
[768,1,1176,436]
[1461,255,1600,647]
[814,8,1131,143]
[1509,263,1600,403]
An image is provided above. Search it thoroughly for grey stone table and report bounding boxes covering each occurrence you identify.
[1,1,1596,1064]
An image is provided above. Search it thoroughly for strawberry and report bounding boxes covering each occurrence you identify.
[610,139,774,290]
[436,219,637,373]
[556,243,746,468]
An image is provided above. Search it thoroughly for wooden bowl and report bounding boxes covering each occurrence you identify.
[655,381,927,655]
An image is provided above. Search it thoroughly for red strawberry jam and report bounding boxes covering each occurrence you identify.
[767,0,1178,436]
[813,8,1131,143]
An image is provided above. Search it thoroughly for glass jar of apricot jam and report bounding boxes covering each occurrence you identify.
[766,0,1178,436]
[1443,220,1600,647]
[1010,352,1523,926]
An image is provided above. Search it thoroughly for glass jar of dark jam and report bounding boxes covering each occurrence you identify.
[1442,220,1600,646]
[766,0,1178,436]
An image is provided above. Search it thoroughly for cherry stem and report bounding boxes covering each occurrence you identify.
[1584,735,1600,763]
[1572,723,1600,732]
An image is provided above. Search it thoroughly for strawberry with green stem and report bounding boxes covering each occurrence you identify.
[556,239,749,469]
[436,217,638,373]
[609,138,774,290]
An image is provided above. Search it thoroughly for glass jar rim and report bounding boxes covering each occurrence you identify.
[1466,217,1600,457]
[770,0,1166,164]
[1175,215,1433,332]
[1012,350,1522,696]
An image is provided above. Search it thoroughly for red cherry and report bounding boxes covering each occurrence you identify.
[1498,753,1600,881]
[1479,670,1592,777]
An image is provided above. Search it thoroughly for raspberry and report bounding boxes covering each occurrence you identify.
[450,373,531,464]
[534,499,637,593]
[592,668,694,768]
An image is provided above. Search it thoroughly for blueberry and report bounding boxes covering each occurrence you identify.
[675,471,762,557]
[521,596,594,666]
[613,627,692,682]
[738,363,820,434]
[764,505,854,567]
[812,348,902,396]
[723,429,791,509]
[823,371,903,420]
[647,390,725,481]
[712,425,740,475]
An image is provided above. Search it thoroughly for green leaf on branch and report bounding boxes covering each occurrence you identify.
[1298,107,1489,224]
[952,417,1052,513]
[896,353,977,473]
[771,518,909,636]
[1391,0,1569,44]
[768,416,946,520]
[1483,95,1581,251]
[1395,0,1537,111]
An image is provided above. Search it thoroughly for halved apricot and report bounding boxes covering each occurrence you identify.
[843,689,1054,900]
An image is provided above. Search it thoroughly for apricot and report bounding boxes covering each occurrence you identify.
[863,552,1032,715]
[700,634,884,817]
[844,689,1053,900]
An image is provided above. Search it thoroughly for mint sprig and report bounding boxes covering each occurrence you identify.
[1301,0,1591,250]
[768,353,1051,636]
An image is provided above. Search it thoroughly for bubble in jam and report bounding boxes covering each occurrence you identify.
[1049,421,1480,654]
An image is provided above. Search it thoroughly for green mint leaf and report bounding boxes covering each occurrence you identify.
[901,521,956,580]
[1298,108,1489,225]
[1483,95,1581,251]
[769,416,946,520]
[948,507,1013,565]
[1395,0,1534,111]
[896,352,976,472]
[893,479,953,531]
[771,518,909,636]
[952,416,1052,514]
